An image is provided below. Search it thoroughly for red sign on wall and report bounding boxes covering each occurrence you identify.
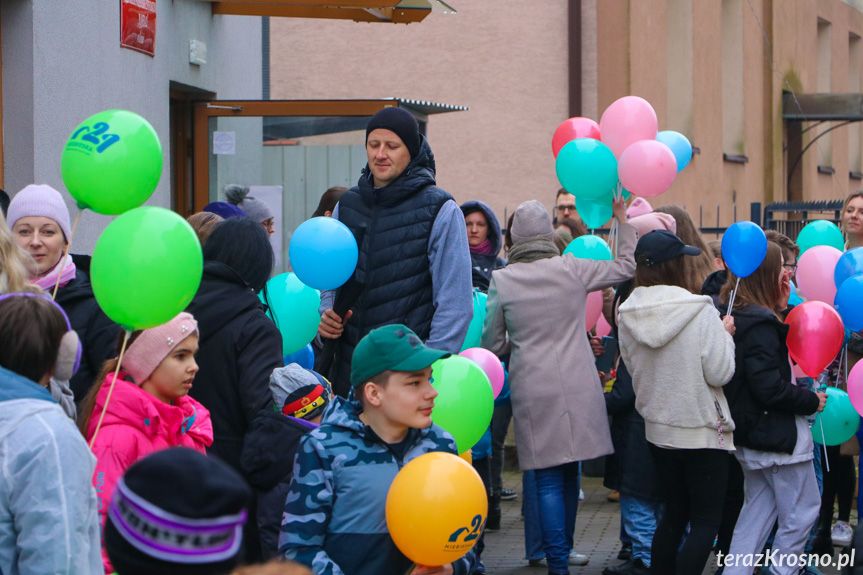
[120,0,156,57]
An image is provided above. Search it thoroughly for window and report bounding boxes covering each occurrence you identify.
[850,33,861,173]
[721,0,745,158]
[667,0,694,141]
[816,18,833,168]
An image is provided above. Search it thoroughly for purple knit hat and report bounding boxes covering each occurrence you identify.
[123,313,198,384]
[7,184,72,241]
[203,202,247,220]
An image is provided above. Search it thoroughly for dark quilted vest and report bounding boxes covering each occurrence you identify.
[332,139,451,389]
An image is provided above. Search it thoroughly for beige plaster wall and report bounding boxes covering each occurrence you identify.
[269,0,570,225]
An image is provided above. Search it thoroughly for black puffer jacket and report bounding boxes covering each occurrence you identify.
[240,410,314,560]
[185,262,283,471]
[723,304,820,454]
[54,268,121,401]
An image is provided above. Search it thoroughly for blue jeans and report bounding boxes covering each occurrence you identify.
[619,494,662,567]
[523,470,544,560]
[534,462,581,574]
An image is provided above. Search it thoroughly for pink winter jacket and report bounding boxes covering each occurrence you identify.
[86,372,214,573]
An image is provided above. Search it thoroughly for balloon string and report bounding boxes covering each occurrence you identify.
[88,330,131,449]
[821,414,830,473]
[727,277,741,313]
[51,210,82,300]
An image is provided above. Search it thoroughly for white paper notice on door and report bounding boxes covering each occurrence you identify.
[213,131,236,155]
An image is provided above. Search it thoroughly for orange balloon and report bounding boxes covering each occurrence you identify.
[459,450,473,465]
[386,452,488,567]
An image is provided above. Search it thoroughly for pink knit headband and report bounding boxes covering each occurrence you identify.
[123,313,199,384]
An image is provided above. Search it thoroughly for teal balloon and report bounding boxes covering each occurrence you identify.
[61,110,163,215]
[797,220,845,255]
[555,138,618,201]
[261,273,322,355]
[563,235,612,261]
[430,355,494,453]
[91,207,202,330]
[460,290,488,351]
[576,196,613,229]
[812,388,860,446]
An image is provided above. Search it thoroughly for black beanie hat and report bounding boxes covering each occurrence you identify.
[105,448,251,575]
[365,107,421,159]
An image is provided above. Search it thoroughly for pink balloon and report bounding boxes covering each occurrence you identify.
[796,245,843,304]
[617,140,678,198]
[585,290,603,331]
[849,361,863,416]
[459,348,505,399]
[599,96,659,158]
[596,314,612,337]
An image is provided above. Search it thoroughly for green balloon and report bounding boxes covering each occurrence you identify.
[430,355,494,454]
[555,139,618,201]
[61,110,163,215]
[460,290,488,352]
[576,196,613,229]
[812,388,860,446]
[797,220,845,255]
[563,235,612,261]
[260,273,322,355]
[91,207,202,330]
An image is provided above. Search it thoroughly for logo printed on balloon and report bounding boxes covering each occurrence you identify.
[447,515,484,546]
[66,122,121,156]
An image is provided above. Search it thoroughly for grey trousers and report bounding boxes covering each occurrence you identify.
[723,460,820,575]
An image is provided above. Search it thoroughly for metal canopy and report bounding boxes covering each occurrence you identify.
[188,0,456,23]
[262,98,469,140]
[782,92,863,121]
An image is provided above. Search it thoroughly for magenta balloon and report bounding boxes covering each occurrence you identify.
[617,140,678,198]
[599,96,659,158]
[796,245,843,304]
[585,290,603,331]
[849,361,863,417]
[459,348,505,400]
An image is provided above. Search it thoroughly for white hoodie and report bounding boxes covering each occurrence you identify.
[618,285,736,450]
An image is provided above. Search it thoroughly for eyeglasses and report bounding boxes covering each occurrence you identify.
[783,263,798,274]
[556,205,576,213]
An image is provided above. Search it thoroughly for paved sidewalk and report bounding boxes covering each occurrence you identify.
[481,472,847,575]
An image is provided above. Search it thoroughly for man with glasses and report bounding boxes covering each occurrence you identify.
[554,188,578,225]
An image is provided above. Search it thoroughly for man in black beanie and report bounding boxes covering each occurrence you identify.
[316,107,473,396]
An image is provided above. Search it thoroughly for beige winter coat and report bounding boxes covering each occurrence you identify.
[481,223,637,470]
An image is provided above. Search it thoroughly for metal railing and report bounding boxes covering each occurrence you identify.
[762,200,843,242]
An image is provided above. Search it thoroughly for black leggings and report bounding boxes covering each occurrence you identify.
[649,445,729,575]
[819,444,856,525]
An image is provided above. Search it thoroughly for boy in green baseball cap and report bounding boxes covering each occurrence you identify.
[280,324,474,575]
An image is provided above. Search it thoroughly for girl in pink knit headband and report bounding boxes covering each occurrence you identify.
[78,312,214,574]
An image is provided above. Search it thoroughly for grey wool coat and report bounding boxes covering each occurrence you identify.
[481,223,637,470]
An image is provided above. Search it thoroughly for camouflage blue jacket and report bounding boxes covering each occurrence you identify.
[278,396,471,575]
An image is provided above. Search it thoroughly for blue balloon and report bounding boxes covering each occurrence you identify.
[836,275,863,331]
[656,131,693,172]
[722,221,768,278]
[284,344,315,370]
[834,247,863,289]
[289,217,358,291]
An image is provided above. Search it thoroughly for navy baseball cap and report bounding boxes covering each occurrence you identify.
[635,230,702,267]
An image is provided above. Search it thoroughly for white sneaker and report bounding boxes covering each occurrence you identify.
[569,551,589,566]
[831,520,854,547]
[579,488,585,500]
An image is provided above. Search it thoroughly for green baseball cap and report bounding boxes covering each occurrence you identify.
[350,324,450,387]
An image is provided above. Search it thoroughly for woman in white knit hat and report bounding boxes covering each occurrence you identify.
[8,184,120,401]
